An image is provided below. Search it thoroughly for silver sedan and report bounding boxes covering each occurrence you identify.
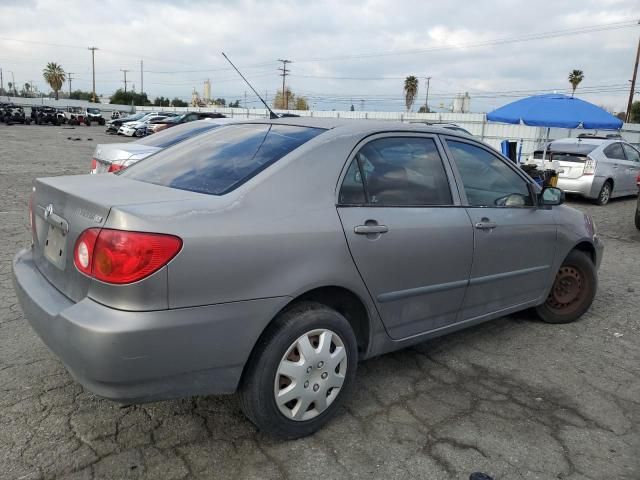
[13,118,603,438]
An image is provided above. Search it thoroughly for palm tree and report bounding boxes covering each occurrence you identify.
[42,62,66,100]
[404,75,419,112]
[568,69,584,97]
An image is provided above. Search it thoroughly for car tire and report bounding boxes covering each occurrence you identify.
[595,180,612,206]
[98,118,105,126]
[84,119,90,126]
[635,204,640,231]
[535,250,597,324]
[238,301,358,439]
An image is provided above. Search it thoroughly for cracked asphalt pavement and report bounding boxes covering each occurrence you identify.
[1,125,639,480]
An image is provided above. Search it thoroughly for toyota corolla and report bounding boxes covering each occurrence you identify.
[13,118,602,438]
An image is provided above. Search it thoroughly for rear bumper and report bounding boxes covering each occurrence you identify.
[12,248,289,403]
[556,176,605,199]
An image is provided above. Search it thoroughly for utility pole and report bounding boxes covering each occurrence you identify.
[140,60,143,94]
[424,76,431,113]
[0,68,3,94]
[625,36,640,123]
[67,72,74,97]
[121,69,130,92]
[88,47,98,102]
[278,59,292,109]
[244,90,247,108]
[10,71,16,96]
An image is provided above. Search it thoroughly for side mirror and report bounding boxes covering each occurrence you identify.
[540,187,565,207]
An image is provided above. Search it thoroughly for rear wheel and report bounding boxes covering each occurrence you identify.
[595,180,612,205]
[98,118,105,125]
[238,302,357,439]
[535,250,596,324]
[635,203,640,230]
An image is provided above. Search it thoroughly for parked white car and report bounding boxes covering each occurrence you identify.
[528,137,640,205]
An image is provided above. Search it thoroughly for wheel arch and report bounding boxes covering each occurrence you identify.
[239,285,373,387]
[572,241,596,264]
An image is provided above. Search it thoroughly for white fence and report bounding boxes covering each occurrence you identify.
[137,105,640,156]
[4,94,638,155]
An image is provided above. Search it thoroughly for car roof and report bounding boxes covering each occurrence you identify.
[225,117,473,139]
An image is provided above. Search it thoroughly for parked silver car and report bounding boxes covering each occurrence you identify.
[91,118,236,173]
[536,137,640,205]
[13,119,603,438]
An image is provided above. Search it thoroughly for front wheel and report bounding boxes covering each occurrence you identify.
[238,302,357,439]
[595,181,612,206]
[535,250,597,324]
[635,204,640,230]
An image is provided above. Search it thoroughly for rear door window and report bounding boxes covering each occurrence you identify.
[121,124,324,195]
[603,143,626,160]
[339,136,453,206]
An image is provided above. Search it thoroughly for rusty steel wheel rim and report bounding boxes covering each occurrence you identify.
[545,265,586,314]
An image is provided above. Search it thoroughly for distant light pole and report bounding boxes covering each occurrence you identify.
[424,76,431,112]
[88,47,98,102]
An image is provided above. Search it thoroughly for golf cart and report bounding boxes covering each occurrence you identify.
[1,103,31,125]
[64,106,87,126]
[31,106,60,125]
[84,107,105,126]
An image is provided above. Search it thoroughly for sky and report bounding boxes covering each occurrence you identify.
[0,0,638,112]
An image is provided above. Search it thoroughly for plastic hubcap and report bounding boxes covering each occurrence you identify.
[274,329,347,421]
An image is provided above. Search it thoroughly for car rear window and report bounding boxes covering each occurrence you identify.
[139,121,220,148]
[121,124,324,195]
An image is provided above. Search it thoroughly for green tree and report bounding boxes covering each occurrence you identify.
[229,100,241,108]
[213,98,226,106]
[171,98,188,107]
[70,90,100,102]
[273,88,296,109]
[153,96,170,107]
[110,89,151,106]
[294,96,309,110]
[568,69,584,97]
[628,101,640,124]
[404,75,419,112]
[7,81,14,96]
[42,62,66,100]
[418,105,430,113]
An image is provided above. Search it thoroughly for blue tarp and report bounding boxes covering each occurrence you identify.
[486,94,623,130]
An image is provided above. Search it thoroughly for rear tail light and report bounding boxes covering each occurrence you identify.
[74,228,182,284]
[90,158,97,172]
[108,162,125,173]
[583,158,596,175]
[636,173,640,188]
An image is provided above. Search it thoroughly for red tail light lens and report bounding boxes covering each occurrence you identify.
[90,158,97,171]
[108,163,124,173]
[74,228,182,284]
[636,173,640,188]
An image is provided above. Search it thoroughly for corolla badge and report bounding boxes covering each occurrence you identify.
[44,204,54,218]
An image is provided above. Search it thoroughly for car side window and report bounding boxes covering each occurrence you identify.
[603,143,626,160]
[339,159,367,205]
[622,144,640,163]
[446,140,534,207]
[340,137,452,206]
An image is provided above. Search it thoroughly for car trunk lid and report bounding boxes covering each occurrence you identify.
[31,174,197,302]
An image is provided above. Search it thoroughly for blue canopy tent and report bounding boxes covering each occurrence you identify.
[487,94,623,162]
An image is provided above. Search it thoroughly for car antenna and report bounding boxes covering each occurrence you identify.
[221,52,279,119]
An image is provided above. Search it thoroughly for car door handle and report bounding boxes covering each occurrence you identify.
[474,220,497,230]
[354,224,389,234]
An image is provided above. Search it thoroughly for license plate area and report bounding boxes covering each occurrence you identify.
[44,224,67,270]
